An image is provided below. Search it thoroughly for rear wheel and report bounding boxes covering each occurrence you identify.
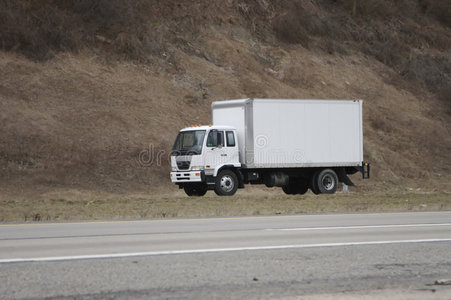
[309,171,321,195]
[316,169,338,194]
[184,184,208,196]
[214,170,238,196]
[297,179,309,195]
[282,178,309,195]
[282,180,297,195]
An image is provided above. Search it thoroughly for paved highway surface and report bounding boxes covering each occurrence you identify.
[1,211,451,299]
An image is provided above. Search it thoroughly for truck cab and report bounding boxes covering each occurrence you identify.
[170,125,241,196]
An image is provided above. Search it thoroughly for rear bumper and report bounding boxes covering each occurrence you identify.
[170,171,204,183]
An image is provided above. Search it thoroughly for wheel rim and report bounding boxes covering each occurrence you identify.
[322,174,335,191]
[220,175,234,192]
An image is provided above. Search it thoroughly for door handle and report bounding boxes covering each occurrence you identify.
[221,154,227,157]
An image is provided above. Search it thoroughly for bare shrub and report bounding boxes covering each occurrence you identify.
[273,11,310,46]
[370,117,393,133]
[282,64,315,88]
[65,0,126,30]
[401,55,451,93]
[0,1,79,60]
[419,0,451,27]
[336,0,397,19]
[58,0,167,61]
[322,39,348,55]
[236,0,275,38]
[0,0,165,61]
[438,84,451,106]
[303,12,332,37]
[364,38,408,69]
[273,1,341,46]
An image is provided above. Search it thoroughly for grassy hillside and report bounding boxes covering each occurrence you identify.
[0,0,450,199]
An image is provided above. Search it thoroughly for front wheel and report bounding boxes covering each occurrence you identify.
[214,170,238,196]
[184,184,208,196]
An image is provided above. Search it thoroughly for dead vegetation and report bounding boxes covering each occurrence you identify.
[0,0,450,219]
[1,186,450,222]
[1,0,449,97]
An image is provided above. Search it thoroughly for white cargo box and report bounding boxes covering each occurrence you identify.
[212,99,363,168]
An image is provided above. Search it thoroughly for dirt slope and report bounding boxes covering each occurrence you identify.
[0,0,450,195]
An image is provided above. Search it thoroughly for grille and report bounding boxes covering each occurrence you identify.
[177,161,191,170]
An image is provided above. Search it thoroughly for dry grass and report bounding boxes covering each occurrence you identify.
[1,186,450,222]
[0,0,169,62]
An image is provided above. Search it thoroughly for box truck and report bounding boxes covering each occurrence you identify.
[170,99,370,196]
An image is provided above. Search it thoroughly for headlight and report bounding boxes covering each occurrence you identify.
[191,166,204,171]
[171,167,177,171]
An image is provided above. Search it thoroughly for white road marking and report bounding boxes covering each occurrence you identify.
[1,211,449,227]
[267,223,451,231]
[1,238,451,264]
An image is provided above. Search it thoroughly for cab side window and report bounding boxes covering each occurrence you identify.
[206,131,224,147]
[226,131,235,147]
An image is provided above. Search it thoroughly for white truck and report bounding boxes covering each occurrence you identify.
[170,99,370,196]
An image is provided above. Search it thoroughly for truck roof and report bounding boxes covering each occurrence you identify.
[212,98,362,109]
[180,125,235,132]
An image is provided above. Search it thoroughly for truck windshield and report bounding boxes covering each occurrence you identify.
[171,130,206,156]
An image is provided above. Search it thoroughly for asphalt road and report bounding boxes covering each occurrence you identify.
[1,211,451,299]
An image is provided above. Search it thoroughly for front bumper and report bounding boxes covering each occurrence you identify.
[170,171,204,183]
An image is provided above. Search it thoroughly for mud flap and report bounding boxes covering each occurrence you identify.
[337,168,355,186]
[236,170,245,188]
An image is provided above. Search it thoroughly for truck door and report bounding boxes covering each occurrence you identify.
[204,130,226,172]
[224,130,240,164]
[204,130,240,173]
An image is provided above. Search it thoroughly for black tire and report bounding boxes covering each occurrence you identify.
[316,169,339,194]
[297,179,309,195]
[282,181,297,195]
[282,178,308,195]
[184,184,208,196]
[195,184,208,196]
[214,170,238,196]
[309,171,321,195]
